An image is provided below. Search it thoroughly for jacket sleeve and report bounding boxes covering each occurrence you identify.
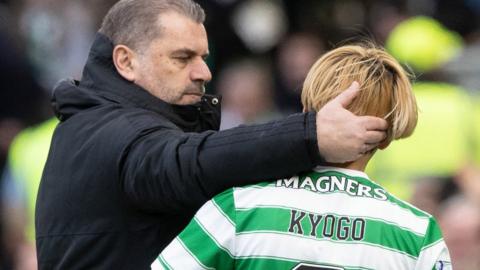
[121,112,322,212]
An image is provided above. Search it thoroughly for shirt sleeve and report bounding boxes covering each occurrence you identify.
[431,246,452,270]
[153,188,237,269]
[415,217,452,270]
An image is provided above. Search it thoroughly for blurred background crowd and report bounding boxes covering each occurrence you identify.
[0,0,479,269]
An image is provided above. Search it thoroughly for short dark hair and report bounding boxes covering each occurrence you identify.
[99,0,205,50]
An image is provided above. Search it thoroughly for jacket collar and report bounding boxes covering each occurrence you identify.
[78,33,221,132]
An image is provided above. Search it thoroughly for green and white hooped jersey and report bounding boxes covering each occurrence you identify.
[153,166,451,270]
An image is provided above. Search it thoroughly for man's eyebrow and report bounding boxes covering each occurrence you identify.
[171,48,209,58]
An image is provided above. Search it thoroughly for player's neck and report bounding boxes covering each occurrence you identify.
[325,154,372,172]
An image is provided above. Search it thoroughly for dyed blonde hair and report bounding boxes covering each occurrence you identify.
[302,44,418,142]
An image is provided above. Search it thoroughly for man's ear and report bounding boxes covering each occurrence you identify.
[112,45,137,82]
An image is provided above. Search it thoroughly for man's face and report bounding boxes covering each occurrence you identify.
[134,12,211,105]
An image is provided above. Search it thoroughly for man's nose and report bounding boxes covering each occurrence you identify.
[191,58,212,83]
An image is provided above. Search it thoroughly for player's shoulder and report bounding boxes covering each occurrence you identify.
[312,166,434,220]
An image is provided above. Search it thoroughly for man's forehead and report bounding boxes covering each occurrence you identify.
[152,13,208,53]
[156,37,209,56]
[156,11,205,35]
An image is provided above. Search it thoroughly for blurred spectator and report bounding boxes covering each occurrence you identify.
[1,118,57,270]
[274,33,324,113]
[439,195,480,269]
[83,0,119,30]
[0,1,47,269]
[194,0,250,82]
[0,22,48,127]
[19,0,95,89]
[433,0,478,38]
[231,0,288,54]
[0,1,107,269]
[0,4,49,269]
[455,164,480,206]
[386,16,463,73]
[440,0,480,94]
[410,176,447,217]
[368,1,408,44]
[474,99,480,164]
[443,39,480,94]
[217,59,281,129]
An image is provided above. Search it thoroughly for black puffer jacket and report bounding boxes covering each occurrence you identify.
[35,34,322,269]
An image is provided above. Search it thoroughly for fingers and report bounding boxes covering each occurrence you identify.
[364,130,387,144]
[333,81,360,107]
[361,116,388,131]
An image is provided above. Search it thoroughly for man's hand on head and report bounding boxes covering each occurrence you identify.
[316,81,388,163]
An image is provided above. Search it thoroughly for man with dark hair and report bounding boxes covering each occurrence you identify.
[35,0,388,269]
